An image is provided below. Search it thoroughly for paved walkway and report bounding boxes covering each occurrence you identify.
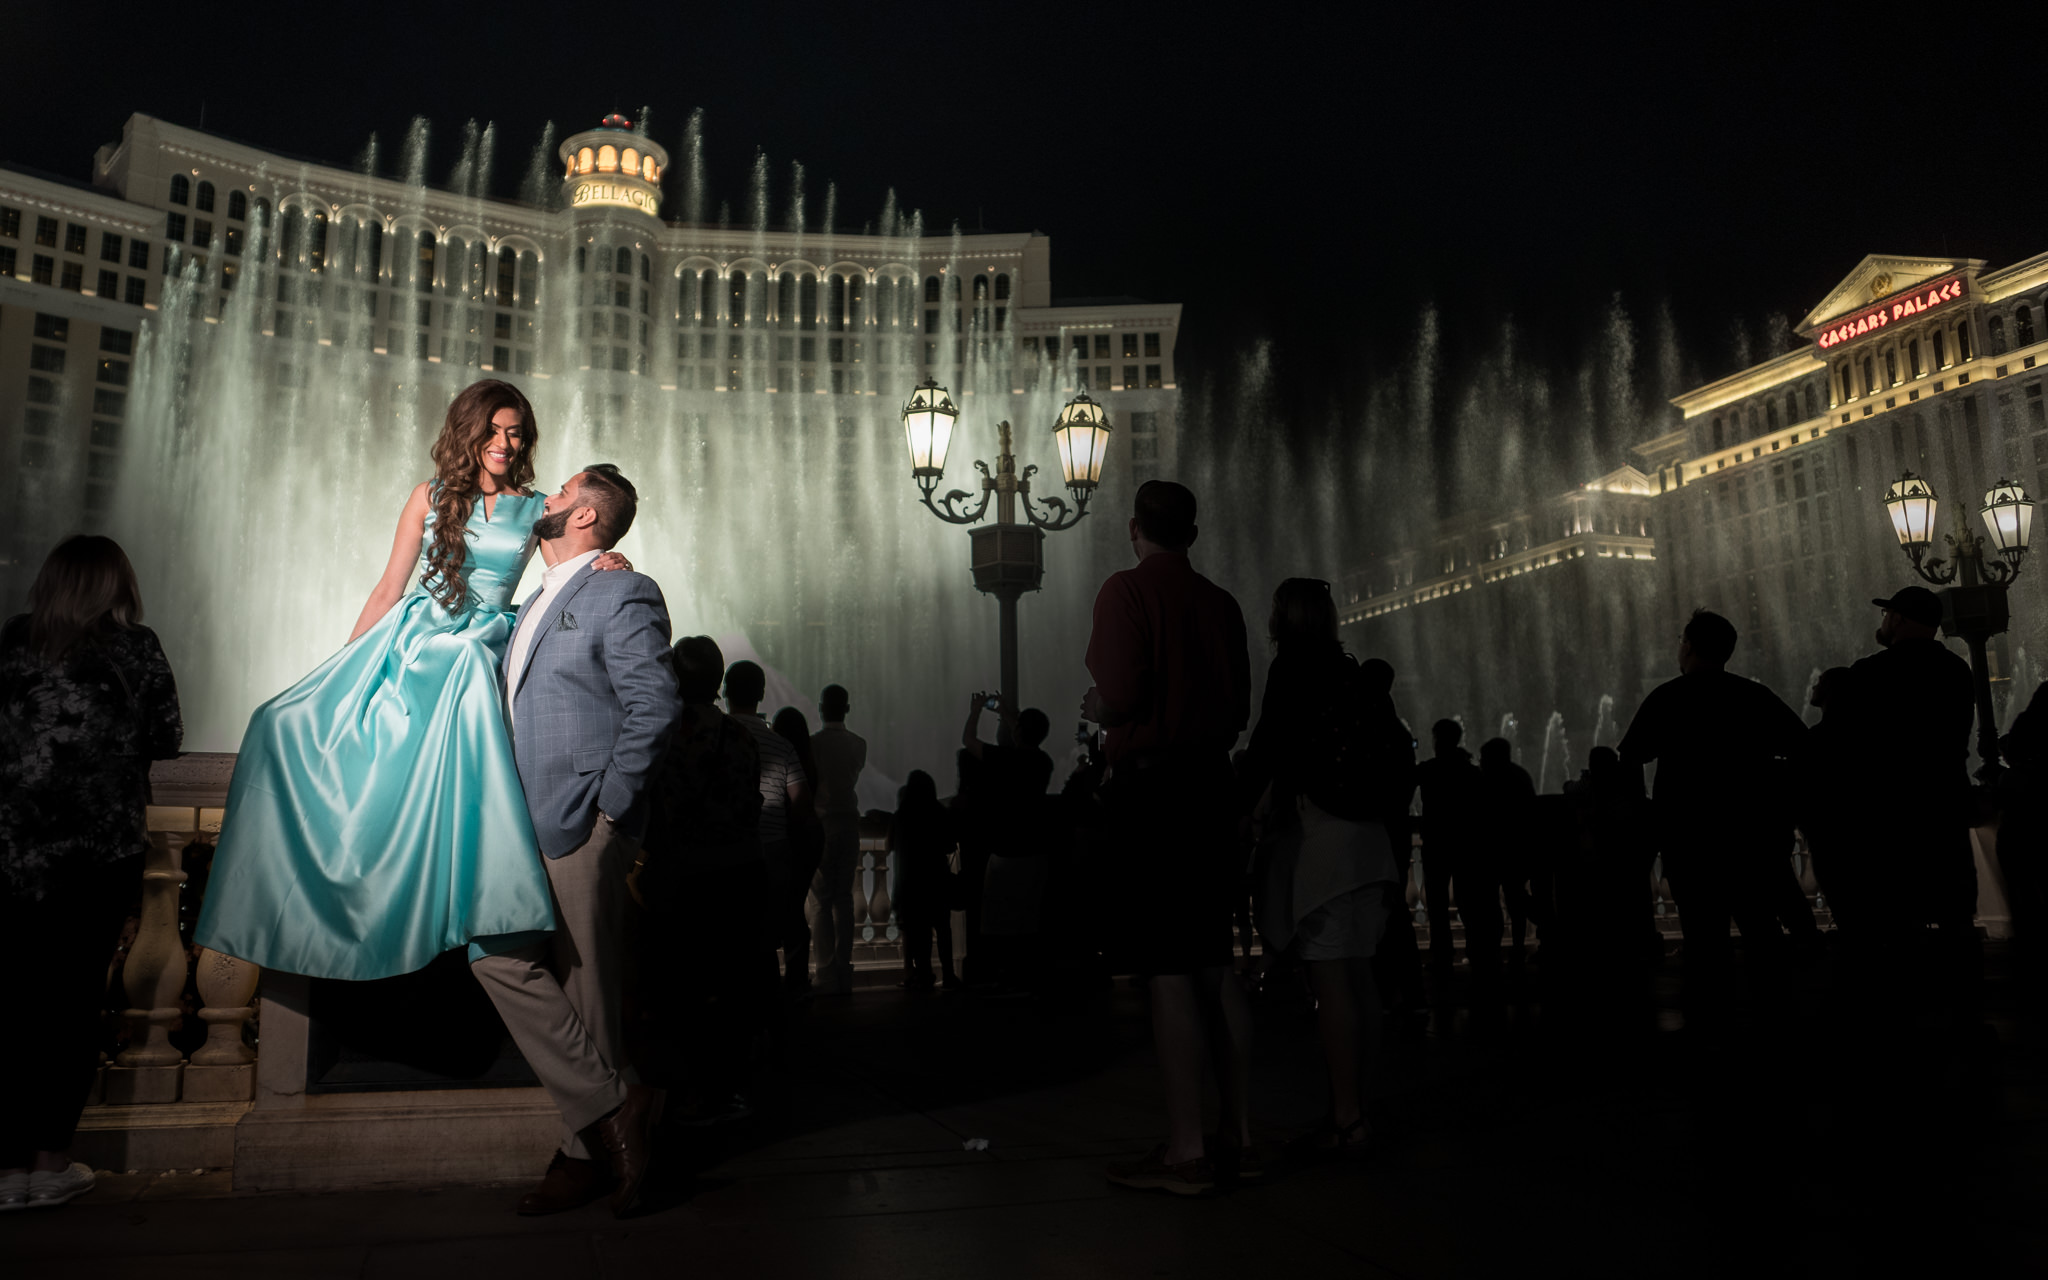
[6,943,2046,1278]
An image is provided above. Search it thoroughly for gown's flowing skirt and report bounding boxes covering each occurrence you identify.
[194,590,556,980]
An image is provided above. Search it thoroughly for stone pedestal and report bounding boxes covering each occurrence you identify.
[231,971,559,1192]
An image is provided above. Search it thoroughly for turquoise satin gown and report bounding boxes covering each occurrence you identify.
[195,491,557,980]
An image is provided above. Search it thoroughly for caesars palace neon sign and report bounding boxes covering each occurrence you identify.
[1816,275,1966,350]
[571,180,659,215]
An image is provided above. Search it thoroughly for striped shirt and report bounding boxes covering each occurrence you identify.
[737,713,802,844]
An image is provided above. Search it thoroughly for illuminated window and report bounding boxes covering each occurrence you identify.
[597,145,618,173]
[1146,364,1162,388]
[195,181,215,213]
[622,147,640,175]
[168,175,189,205]
[0,207,17,239]
[641,155,655,181]
[578,147,594,174]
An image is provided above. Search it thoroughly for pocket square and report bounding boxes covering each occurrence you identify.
[558,611,579,631]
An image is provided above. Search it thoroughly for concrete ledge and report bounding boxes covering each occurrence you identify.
[74,1102,249,1172]
[231,1088,561,1193]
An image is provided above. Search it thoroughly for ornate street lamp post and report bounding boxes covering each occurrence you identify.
[1880,471,2035,776]
[898,377,1113,712]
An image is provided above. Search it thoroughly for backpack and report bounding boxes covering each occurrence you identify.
[1301,654,1416,824]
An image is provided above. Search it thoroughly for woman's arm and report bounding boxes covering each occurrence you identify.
[348,482,431,643]
[135,628,184,760]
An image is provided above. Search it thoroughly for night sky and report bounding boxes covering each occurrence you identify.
[9,1,2045,436]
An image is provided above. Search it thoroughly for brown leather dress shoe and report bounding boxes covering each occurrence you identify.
[516,1150,607,1216]
[593,1083,662,1217]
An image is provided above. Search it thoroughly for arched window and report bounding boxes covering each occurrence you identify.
[2018,305,2037,347]
[924,275,941,303]
[1766,401,1780,431]
[994,273,1010,300]
[253,197,271,228]
[1933,330,1947,368]
[306,210,328,272]
[415,230,436,293]
[497,246,516,306]
[615,246,631,276]
[1885,348,1899,385]
[1784,391,1799,425]
[847,275,864,329]
[1990,316,2007,354]
[777,272,796,328]
[1838,363,1854,402]
[947,275,962,299]
[698,269,717,327]
[228,190,247,221]
[578,147,594,174]
[641,155,656,181]
[279,207,304,268]
[195,181,215,213]
[575,245,587,274]
[597,145,618,173]
[622,147,640,175]
[518,251,539,309]
[1802,384,1816,419]
[361,220,383,282]
[729,271,748,328]
[873,276,894,329]
[1956,321,1973,363]
[1860,357,1874,396]
[168,175,190,205]
[1909,337,1923,378]
[1747,406,1760,437]
[1711,416,1724,449]
[748,272,767,329]
[799,274,818,330]
[639,254,650,282]
[828,273,846,332]
[973,274,989,301]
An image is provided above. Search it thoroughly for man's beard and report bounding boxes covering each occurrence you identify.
[532,508,570,541]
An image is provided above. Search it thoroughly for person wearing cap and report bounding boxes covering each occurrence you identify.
[1617,608,1808,1000]
[1827,587,1977,993]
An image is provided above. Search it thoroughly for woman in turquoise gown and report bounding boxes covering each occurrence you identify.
[195,380,625,981]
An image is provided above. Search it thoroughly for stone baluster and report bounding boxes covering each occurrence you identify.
[851,846,875,942]
[1651,854,1673,920]
[105,831,189,1103]
[868,847,896,944]
[183,947,260,1102]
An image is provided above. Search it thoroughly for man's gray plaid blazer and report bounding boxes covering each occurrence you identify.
[504,564,682,858]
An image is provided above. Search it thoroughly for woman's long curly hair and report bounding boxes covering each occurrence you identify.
[423,380,538,611]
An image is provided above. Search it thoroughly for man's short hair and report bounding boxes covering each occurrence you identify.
[1432,718,1463,745]
[673,635,725,703]
[1133,479,1197,549]
[1015,708,1051,748]
[1479,737,1513,766]
[576,463,638,547]
[723,659,766,707]
[1683,608,1738,667]
[1359,657,1395,695]
[820,683,850,718]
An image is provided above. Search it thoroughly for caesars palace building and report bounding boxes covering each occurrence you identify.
[1345,253,2048,767]
[0,112,1182,602]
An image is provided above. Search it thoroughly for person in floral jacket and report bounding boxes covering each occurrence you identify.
[0,535,181,1211]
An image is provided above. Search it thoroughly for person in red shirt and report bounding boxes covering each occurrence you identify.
[1083,480,1255,1196]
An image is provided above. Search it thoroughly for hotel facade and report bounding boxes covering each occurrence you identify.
[1344,253,2048,774]
[0,112,1182,606]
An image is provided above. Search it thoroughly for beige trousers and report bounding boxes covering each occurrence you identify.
[471,817,634,1160]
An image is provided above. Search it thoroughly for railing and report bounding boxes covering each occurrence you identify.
[89,753,260,1109]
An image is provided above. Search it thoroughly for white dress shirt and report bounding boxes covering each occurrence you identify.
[505,548,601,730]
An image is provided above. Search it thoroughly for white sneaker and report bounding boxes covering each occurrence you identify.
[27,1163,94,1208]
[0,1170,27,1212]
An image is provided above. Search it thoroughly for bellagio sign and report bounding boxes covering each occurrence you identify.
[571,181,659,215]
[1816,274,1967,350]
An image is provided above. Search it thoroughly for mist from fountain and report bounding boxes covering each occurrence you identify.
[1536,710,1570,793]
[1590,693,1618,749]
[107,117,1136,803]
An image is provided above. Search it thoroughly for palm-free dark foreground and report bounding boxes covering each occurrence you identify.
[5,943,2045,1279]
